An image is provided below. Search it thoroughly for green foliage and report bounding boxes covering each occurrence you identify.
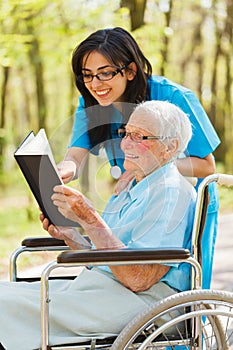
[218,186,233,214]
[0,204,46,278]
[216,163,233,213]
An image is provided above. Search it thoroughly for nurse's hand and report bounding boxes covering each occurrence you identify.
[57,147,89,183]
[57,160,77,183]
[114,170,134,195]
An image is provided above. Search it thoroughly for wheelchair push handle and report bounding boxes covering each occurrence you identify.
[217,173,233,187]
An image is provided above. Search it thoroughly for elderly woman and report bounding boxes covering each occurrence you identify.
[0,101,196,350]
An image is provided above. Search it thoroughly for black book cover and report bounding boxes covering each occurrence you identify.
[14,132,80,227]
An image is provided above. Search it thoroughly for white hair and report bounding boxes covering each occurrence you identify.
[131,100,192,156]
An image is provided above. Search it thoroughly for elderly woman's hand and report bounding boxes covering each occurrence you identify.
[51,185,100,229]
[41,215,90,250]
[51,185,125,250]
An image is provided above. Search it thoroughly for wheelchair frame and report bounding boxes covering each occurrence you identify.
[9,173,233,350]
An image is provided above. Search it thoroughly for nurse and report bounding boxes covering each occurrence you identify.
[59,27,220,289]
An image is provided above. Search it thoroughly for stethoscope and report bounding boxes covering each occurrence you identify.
[109,132,122,180]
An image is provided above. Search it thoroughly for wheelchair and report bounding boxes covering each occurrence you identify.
[9,173,233,350]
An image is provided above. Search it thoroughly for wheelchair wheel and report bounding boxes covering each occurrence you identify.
[111,289,233,349]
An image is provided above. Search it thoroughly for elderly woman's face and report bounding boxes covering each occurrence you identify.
[121,112,169,182]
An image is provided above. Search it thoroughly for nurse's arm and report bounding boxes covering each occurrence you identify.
[175,153,216,178]
[57,146,89,183]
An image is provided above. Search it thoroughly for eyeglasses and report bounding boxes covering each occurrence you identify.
[118,130,166,143]
[78,65,126,83]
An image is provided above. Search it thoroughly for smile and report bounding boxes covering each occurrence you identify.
[125,154,139,159]
[95,89,110,96]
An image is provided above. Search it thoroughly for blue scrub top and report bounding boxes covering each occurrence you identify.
[70,97,125,171]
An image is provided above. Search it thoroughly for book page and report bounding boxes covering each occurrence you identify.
[15,129,60,179]
[15,131,35,150]
[15,128,51,153]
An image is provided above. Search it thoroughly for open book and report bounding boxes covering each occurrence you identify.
[14,129,91,248]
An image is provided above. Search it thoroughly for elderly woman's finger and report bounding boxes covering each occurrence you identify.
[53,185,77,195]
[51,192,67,203]
[42,217,50,231]
[47,224,59,237]
[39,212,45,222]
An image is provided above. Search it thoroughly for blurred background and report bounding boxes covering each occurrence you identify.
[0,0,233,277]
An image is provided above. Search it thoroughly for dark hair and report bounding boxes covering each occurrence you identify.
[71,27,152,147]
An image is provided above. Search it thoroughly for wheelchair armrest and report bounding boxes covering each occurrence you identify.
[21,237,67,247]
[21,235,91,248]
[57,248,191,264]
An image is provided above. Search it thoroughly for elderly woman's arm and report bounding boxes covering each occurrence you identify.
[45,185,170,293]
[110,264,170,292]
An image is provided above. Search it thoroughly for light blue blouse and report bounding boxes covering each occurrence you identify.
[98,163,196,292]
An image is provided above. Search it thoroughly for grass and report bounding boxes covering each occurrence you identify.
[0,204,50,277]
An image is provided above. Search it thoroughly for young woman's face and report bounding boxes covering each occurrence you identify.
[82,51,135,106]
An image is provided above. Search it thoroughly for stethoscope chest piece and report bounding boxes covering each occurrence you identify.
[110,165,122,179]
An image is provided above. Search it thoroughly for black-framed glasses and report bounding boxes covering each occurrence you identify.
[118,130,166,143]
[78,65,126,83]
